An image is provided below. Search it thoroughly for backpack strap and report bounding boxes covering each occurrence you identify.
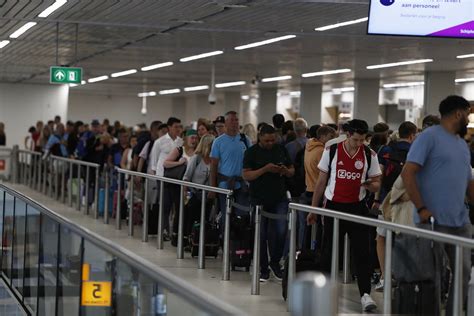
[363,145,372,180]
[327,143,338,176]
[240,133,249,149]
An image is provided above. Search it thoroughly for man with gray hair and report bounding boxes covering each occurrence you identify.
[285,118,308,163]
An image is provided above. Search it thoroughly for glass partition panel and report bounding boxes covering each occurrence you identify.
[57,227,82,315]
[81,240,114,316]
[24,205,41,314]
[12,199,26,294]
[2,193,15,282]
[37,215,59,316]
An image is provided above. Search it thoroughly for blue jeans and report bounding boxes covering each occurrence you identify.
[259,200,289,274]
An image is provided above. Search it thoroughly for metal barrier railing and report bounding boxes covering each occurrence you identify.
[114,167,234,280]
[0,183,244,315]
[287,202,474,315]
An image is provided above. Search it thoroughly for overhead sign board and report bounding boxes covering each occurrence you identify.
[50,66,82,84]
[368,0,474,39]
[398,98,414,110]
[81,281,112,307]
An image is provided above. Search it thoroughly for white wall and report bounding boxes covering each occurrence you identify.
[69,92,173,127]
[0,83,69,147]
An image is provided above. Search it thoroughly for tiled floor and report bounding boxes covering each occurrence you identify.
[8,183,385,315]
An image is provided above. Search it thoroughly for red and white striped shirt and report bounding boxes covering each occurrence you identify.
[318,142,381,203]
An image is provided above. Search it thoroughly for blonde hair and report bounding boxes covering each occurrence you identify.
[194,134,215,158]
[242,123,257,144]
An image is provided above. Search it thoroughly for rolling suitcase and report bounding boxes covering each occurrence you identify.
[190,222,219,258]
[230,215,253,271]
[392,281,436,315]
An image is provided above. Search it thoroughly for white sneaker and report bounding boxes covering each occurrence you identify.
[375,279,384,292]
[361,293,377,312]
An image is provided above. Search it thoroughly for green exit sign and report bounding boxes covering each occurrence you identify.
[50,66,82,84]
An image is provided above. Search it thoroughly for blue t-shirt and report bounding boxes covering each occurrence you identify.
[407,125,471,227]
[210,133,251,189]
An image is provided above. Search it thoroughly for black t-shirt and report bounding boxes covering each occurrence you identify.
[243,143,292,206]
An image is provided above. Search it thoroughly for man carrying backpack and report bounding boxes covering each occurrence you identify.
[307,119,382,312]
[372,121,417,292]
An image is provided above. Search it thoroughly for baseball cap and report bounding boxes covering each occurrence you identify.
[91,119,100,126]
[213,116,225,124]
[186,129,197,137]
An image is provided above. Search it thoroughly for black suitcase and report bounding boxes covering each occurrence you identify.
[230,215,253,271]
[148,203,159,235]
[190,222,219,258]
[392,281,436,315]
[282,249,322,300]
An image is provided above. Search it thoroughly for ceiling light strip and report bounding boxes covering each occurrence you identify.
[0,40,10,49]
[383,82,424,88]
[302,68,351,78]
[141,62,174,72]
[261,75,292,82]
[9,22,37,39]
[234,35,296,50]
[88,76,109,83]
[215,81,246,88]
[111,69,137,78]
[457,54,474,59]
[367,59,433,70]
[38,0,67,18]
[315,17,368,31]
[159,89,181,95]
[138,92,157,97]
[180,51,223,62]
[184,85,209,92]
[455,78,474,83]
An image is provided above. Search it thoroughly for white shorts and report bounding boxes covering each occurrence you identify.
[376,214,387,238]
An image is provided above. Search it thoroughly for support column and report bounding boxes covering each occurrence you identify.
[300,84,322,124]
[224,92,241,114]
[258,87,277,124]
[172,96,186,121]
[354,79,380,128]
[424,71,456,116]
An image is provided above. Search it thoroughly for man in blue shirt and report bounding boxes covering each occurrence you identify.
[210,111,251,223]
[402,95,474,315]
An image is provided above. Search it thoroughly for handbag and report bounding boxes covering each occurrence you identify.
[163,147,186,180]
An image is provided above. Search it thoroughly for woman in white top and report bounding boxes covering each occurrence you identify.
[163,129,199,169]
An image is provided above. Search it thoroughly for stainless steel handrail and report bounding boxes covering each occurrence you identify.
[0,183,245,316]
[115,167,234,281]
[288,202,473,315]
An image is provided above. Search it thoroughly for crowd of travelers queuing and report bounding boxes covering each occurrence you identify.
[23,94,474,313]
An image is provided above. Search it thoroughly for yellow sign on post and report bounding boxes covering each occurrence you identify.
[81,281,112,307]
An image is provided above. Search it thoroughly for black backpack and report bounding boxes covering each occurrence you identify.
[381,142,409,193]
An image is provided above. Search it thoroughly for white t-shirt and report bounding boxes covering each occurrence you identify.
[318,142,381,203]
[149,133,183,177]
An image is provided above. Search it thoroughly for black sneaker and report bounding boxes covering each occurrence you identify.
[259,271,270,282]
[269,263,283,281]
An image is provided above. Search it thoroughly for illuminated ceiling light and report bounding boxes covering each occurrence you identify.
[38,0,67,18]
[179,51,223,62]
[0,40,10,49]
[290,91,301,97]
[315,17,368,31]
[69,83,78,87]
[234,35,296,50]
[456,54,474,59]
[215,81,246,88]
[261,75,292,83]
[9,22,37,39]
[332,87,355,94]
[141,62,174,72]
[111,69,137,78]
[302,68,351,78]
[383,82,425,88]
[241,95,250,100]
[159,89,181,95]
[81,80,86,85]
[184,85,209,92]
[367,59,433,70]
[455,78,474,83]
[138,92,157,97]
[88,75,109,83]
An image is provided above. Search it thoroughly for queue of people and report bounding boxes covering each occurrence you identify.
[21,94,474,314]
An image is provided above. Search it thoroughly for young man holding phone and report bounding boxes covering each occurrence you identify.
[307,119,382,312]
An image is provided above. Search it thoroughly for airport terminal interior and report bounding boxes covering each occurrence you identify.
[1,0,474,315]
